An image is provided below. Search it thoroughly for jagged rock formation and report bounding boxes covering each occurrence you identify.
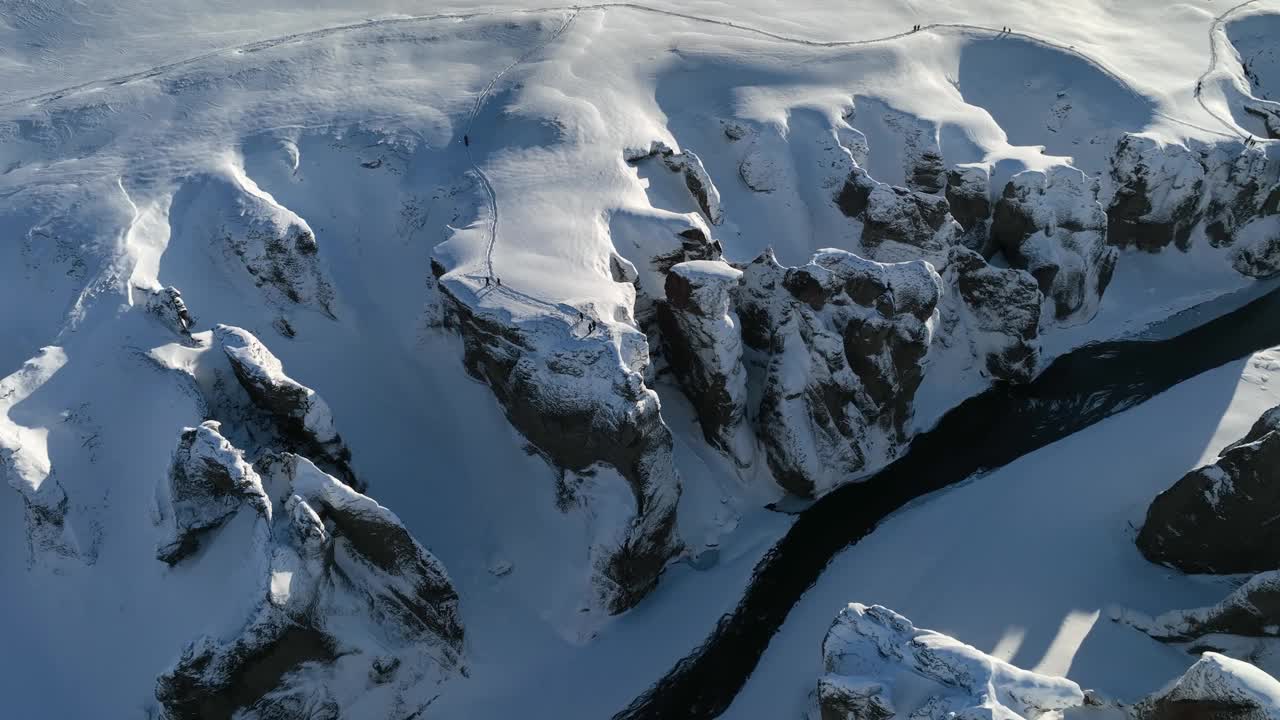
[0,347,80,566]
[1105,135,1205,252]
[836,166,960,264]
[991,166,1118,323]
[656,260,750,465]
[1204,144,1279,250]
[738,248,940,497]
[607,207,722,332]
[942,246,1043,382]
[145,286,196,336]
[1119,570,1280,642]
[433,269,682,613]
[214,325,356,488]
[945,165,993,249]
[625,141,723,225]
[172,170,336,318]
[156,454,463,720]
[1138,404,1280,574]
[819,603,1084,720]
[1135,652,1280,720]
[1232,216,1280,278]
[155,421,269,565]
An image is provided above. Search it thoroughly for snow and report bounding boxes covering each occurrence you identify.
[2,0,1280,716]
[730,345,1280,718]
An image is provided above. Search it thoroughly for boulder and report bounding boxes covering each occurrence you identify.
[820,603,1084,720]
[943,246,1043,383]
[1138,404,1280,574]
[657,260,751,465]
[991,167,1118,323]
[738,248,940,497]
[1135,653,1280,720]
[1106,134,1205,252]
[156,454,462,720]
[155,421,269,565]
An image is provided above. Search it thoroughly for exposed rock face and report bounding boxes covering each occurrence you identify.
[1138,404,1280,574]
[434,272,682,613]
[173,171,336,318]
[991,167,1118,323]
[155,421,269,565]
[1106,134,1205,252]
[656,260,750,465]
[1119,570,1280,642]
[607,207,721,332]
[943,246,1043,383]
[1203,144,1279,249]
[945,165,993,250]
[1231,216,1280,278]
[820,603,1084,720]
[738,248,940,497]
[836,167,960,264]
[156,454,463,720]
[1135,652,1280,720]
[214,325,356,488]
[146,286,196,336]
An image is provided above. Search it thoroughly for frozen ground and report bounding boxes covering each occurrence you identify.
[2,0,1279,717]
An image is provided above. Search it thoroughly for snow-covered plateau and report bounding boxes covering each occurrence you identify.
[2,0,1280,718]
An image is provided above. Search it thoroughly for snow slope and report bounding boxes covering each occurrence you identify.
[2,0,1279,717]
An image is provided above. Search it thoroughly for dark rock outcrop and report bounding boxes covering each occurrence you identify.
[146,285,196,336]
[836,167,959,264]
[738,248,940,497]
[991,167,1117,323]
[434,270,682,613]
[1106,134,1205,252]
[157,454,462,720]
[1138,404,1280,574]
[943,246,1043,382]
[945,165,993,250]
[155,421,269,565]
[656,260,751,465]
[1121,570,1280,642]
[1231,216,1280,278]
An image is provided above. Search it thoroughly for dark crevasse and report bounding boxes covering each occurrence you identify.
[616,283,1280,720]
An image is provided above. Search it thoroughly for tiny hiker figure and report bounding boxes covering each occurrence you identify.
[484,276,491,287]
[496,277,502,286]
[464,134,470,147]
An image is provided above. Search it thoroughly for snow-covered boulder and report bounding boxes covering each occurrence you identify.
[214,324,356,488]
[656,260,751,465]
[155,421,269,565]
[1138,403,1280,574]
[434,273,682,613]
[171,169,336,319]
[836,167,960,265]
[820,603,1084,720]
[144,286,196,337]
[991,167,1118,324]
[1135,652,1280,720]
[1105,134,1205,252]
[943,246,1043,383]
[156,454,462,720]
[739,248,941,497]
[1119,570,1280,642]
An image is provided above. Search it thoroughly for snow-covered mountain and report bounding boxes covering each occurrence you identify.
[2,0,1280,717]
